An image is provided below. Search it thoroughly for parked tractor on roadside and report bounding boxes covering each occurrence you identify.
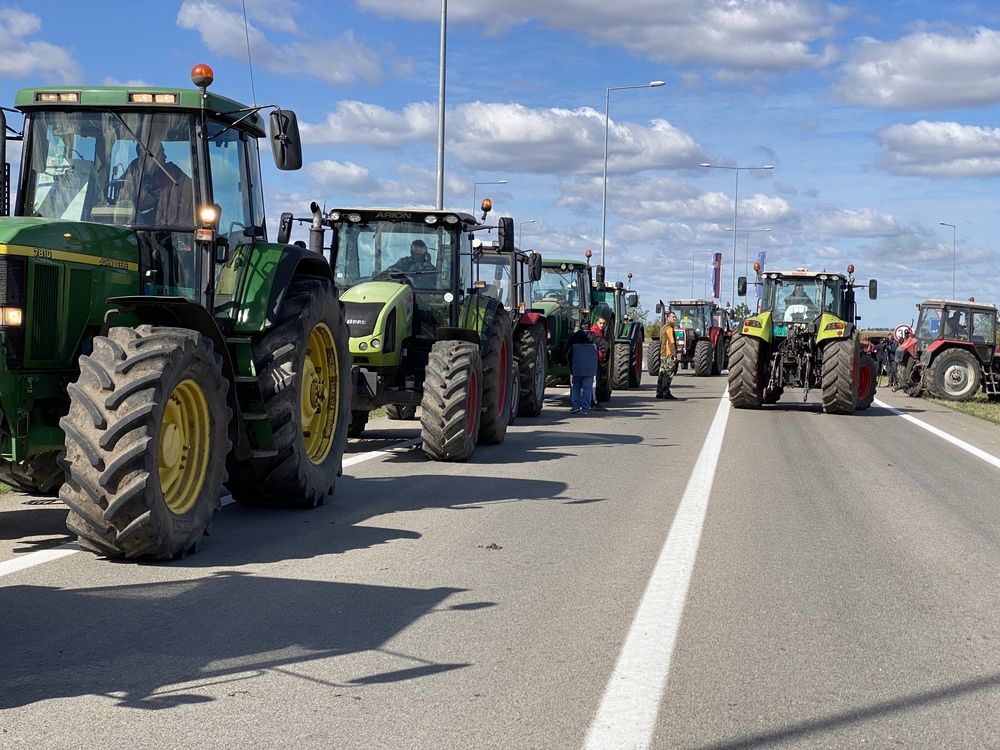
[592,273,644,390]
[666,299,731,377]
[533,252,615,402]
[896,299,1000,401]
[293,202,515,461]
[1,64,351,559]
[728,265,878,413]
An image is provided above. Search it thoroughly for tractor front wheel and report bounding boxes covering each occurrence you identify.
[348,409,369,438]
[517,323,546,417]
[421,341,483,461]
[386,404,417,420]
[821,337,858,414]
[59,326,230,560]
[646,338,661,376]
[727,334,765,408]
[856,353,877,410]
[478,310,514,444]
[0,452,63,495]
[611,341,631,390]
[628,339,643,388]
[694,340,713,377]
[926,348,982,401]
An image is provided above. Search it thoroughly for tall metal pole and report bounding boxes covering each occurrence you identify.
[940,221,956,298]
[435,0,447,209]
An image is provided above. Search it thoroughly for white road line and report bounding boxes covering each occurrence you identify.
[342,438,422,468]
[0,542,79,580]
[583,392,731,750]
[874,398,1000,470]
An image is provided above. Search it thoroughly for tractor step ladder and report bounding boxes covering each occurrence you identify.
[226,335,278,458]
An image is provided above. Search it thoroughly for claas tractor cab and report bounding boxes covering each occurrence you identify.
[1,64,351,559]
[729,264,878,413]
[666,299,730,377]
[899,299,1000,401]
[533,251,615,402]
[293,201,515,461]
[592,272,644,390]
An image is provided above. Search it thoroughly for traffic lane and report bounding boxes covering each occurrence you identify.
[0,492,73,562]
[0,380,726,749]
[657,393,1000,749]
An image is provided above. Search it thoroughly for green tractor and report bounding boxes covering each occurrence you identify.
[728,265,878,413]
[592,272,644,390]
[532,251,615,401]
[667,298,731,376]
[1,64,351,559]
[296,202,515,461]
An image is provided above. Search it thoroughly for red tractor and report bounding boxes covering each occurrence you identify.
[667,299,731,376]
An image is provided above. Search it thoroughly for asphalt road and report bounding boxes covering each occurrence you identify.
[1,374,999,749]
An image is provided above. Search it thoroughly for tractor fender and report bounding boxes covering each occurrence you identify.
[738,311,773,344]
[457,294,505,356]
[518,310,546,330]
[815,313,855,345]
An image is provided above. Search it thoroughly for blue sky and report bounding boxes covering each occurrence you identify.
[5,0,1000,328]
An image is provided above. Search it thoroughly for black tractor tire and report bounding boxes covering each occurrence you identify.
[821,337,858,414]
[926,347,982,401]
[478,310,514,444]
[694,339,713,377]
[628,340,643,388]
[711,335,725,376]
[763,386,784,405]
[646,338,661,376]
[856,353,878,410]
[386,404,417,420]
[0,452,63,495]
[227,277,351,508]
[611,341,631,390]
[516,323,547,418]
[348,410,369,438]
[421,340,483,461]
[59,326,231,560]
[728,334,765,409]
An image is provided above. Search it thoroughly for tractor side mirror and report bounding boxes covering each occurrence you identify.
[277,212,294,244]
[497,216,514,253]
[868,279,878,300]
[655,302,663,314]
[737,276,747,296]
[529,251,542,282]
[595,265,605,284]
[270,110,303,171]
[214,236,230,264]
[627,292,638,308]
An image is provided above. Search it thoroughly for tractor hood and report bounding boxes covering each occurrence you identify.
[0,217,138,260]
[532,298,562,318]
[341,281,413,367]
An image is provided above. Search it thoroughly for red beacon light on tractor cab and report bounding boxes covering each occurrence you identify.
[191,63,214,89]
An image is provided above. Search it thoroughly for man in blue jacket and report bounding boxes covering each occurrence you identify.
[565,324,606,415]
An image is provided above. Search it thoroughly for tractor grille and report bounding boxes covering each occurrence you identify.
[343,301,385,339]
[31,264,59,361]
[0,256,26,306]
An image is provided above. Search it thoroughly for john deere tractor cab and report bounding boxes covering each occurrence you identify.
[2,65,351,559]
[899,299,1000,401]
[728,265,877,413]
[299,202,515,461]
[533,251,615,401]
[592,273,644,390]
[667,299,730,377]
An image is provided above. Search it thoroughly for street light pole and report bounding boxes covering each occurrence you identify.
[435,0,447,209]
[939,221,957,298]
[700,162,774,305]
[472,180,507,215]
[519,219,535,247]
[601,80,665,269]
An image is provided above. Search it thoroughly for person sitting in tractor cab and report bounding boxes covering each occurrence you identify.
[118,140,194,226]
[943,310,967,340]
[390,240,436,274]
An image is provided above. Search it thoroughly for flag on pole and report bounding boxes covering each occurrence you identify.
[712,252,722,299]
[756,251,765,299]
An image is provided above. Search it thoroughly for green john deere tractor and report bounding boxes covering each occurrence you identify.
[295,202,515,461]
[532,251,615,401]
[1,64,351,559]
[592,272,644,390]
[728,265,878,413]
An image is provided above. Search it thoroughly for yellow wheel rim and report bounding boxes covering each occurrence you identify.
[301,322,339,464]
[159,379,211,515]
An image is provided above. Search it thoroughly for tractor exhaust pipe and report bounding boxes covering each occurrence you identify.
[308,201,324,254]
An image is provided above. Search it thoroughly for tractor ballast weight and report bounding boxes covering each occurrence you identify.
[728,265,878,413]
[666,299,731,377]
[296,200,516,461]
[2,65,351,559]
[592,272,644,390]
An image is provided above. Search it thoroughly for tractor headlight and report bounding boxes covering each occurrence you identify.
[370,338,381,349]
[358,341,368,351]
[0,307,22,327]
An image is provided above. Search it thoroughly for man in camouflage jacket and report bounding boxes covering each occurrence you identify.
[656,311,681,400]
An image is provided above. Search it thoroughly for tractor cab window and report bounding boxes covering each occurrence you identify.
[942,309,970,341]
[768,278,822,323]
[972,311,995,343]
[207,124,256,246]
[332,219,453,292]
[915,306,942,339]
[475,254,513,308]
[535,266,582,307]
[672,305,708,336]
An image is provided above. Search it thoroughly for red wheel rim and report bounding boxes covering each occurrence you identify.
[858,361,872,397]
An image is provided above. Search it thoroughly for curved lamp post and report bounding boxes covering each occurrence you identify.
[726,227,771,278]
[519,219,535,247]
[939,222,956,299]
[473,180,507,214]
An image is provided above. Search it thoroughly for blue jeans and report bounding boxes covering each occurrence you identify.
[571,376,593,412]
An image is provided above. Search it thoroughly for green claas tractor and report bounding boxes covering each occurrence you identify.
[592,272,644,390]
[532,251,615,401]
[728,265,878,413]
[295,202,515,461]
[898,299,1000,401]
[1,64,351,559]
[667,298,731,376]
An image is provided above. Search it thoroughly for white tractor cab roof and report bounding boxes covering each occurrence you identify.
[919,298,997,314]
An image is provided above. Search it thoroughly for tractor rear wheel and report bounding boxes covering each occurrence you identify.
[0,452,63,495]
[728,334,765,409]
[926,348,981,401]
[856,353,877,410]
[227,277,351,508]
[59,326,230,560]
[421,341,482,461]
[694,339,713,376]
[611,341,631,390]
[478,310,514,444]
[628,340,643,388]
[348,410,368,438]
[386,404,417,420]
[646,338,661,376]
[821,337,858,414]
[517,323,546,417]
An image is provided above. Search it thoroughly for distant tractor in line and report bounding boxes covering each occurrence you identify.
[667,299,731,377]
[592,273,644,390]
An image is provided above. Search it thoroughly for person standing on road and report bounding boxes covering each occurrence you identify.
[656,310,681,400]
[589,316,609,411]
[565,324,601,415]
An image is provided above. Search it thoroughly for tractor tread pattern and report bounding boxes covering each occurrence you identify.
[478,310,514,444]
[421,341,482,461]
[611,341,631,390]
[821,337,857,414]
[516,323,546,417]
[727,334,764,409]
[694,339,713,377]
[646,337,661,376]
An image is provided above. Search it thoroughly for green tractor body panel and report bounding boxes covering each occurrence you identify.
[341,281,413,368]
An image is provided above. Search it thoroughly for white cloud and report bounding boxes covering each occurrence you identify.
[177,1,388,85]
[833,26,1000,110]
[809,205,907,238]
[874,120,1000,178]
[0,7,82,83]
